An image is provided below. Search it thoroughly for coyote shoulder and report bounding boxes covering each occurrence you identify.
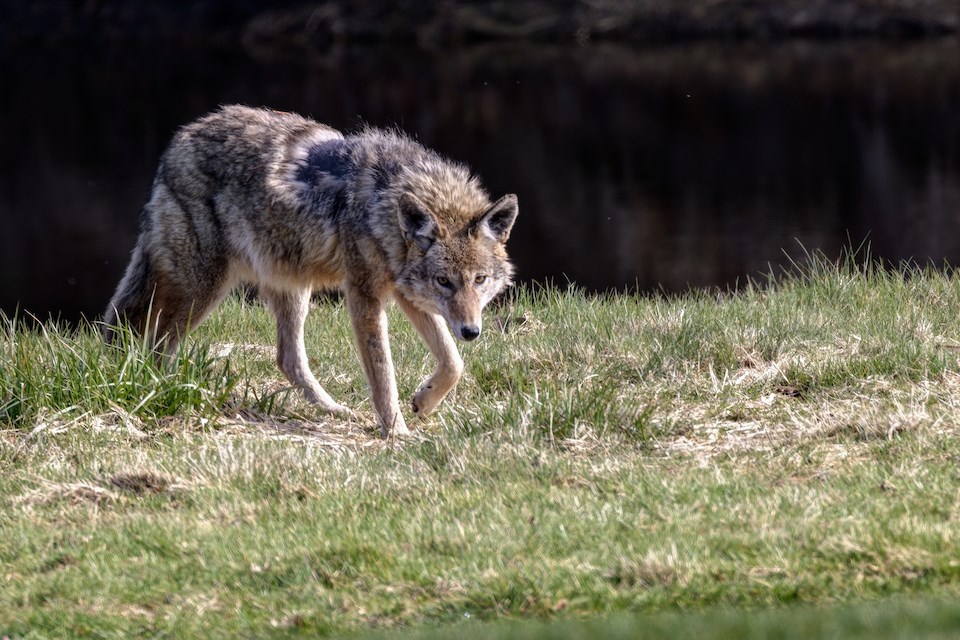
[105,105,519,437]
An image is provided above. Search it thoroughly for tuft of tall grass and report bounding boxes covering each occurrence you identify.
[0,316,237,429]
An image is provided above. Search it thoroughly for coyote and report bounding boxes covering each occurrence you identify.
[104,105,518,437]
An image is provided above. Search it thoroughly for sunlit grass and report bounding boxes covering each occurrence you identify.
[367,597,960,640]
[4,252,960,638]
[0,316,238,431]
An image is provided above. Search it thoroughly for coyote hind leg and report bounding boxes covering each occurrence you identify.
[105,179,232,357]
[105,251,227,359]
[147,272,230,359]
[263,287,355,418]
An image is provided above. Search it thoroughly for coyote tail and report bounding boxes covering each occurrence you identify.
[102,241,155,343]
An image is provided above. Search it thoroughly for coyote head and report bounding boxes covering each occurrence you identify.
[396,192,519,341]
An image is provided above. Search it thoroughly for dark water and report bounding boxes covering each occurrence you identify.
[3,40,960,322]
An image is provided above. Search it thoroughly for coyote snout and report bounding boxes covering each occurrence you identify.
[459,325,480,341]
[445,310,481,342]
[446,299,483,342]
[104,105,518,438]
[438,285,483,342]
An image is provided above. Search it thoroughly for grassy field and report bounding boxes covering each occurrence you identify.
[4,254,960,638]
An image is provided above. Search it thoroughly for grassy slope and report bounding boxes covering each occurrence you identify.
[368,597,960,640]
[4,257,960,638]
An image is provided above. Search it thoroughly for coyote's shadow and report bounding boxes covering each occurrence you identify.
[223,402,399,448]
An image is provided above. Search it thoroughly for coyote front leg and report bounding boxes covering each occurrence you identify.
[345,285,408,437]
[395,295,464,417]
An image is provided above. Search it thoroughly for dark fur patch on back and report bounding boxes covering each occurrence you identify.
[295,138,355,221]
[299,139,351,183]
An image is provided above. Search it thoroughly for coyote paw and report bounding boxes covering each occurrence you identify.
[383,414,411,439]
[390,422,412,438]
[411,384,441,417]
[302,387,358,420]
[325,403,359,420]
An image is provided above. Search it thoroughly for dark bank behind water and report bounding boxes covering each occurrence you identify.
[2,40,960,322]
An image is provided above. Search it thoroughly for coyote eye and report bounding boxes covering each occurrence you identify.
[436,276,451,287]
[474,275,487,285]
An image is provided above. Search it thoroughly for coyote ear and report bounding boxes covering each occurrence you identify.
[475,194,519,244]
[398,192,439,251]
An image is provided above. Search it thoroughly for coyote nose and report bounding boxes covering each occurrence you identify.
[460,325,480,341]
